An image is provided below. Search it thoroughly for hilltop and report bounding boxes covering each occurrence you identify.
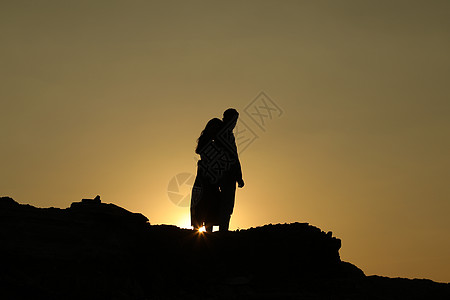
[0,196,448,299]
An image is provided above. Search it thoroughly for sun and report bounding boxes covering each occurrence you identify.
[176,214,207,233]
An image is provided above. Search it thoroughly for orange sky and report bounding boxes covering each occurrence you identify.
[1,1,449,282]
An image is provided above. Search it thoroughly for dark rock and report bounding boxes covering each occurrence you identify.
[0,197,448,300]
[81,195,101,204]
[0,196,19,208]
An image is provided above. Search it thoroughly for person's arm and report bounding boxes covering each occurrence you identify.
[232,133,244,188]
[236,159,244,188]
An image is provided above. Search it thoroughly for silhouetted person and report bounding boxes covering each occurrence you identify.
[216,108,244,232]
[190,118,223,232]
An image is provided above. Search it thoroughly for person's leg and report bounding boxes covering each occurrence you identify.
[220,214,231,232]
[202,183,218,232]
[205,224,213,232]
[219,181,236,232]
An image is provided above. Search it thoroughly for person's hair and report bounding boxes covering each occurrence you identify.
[223,108,239,124]
[196,118,223,154]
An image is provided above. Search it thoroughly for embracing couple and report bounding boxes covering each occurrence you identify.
[190,108,245,232]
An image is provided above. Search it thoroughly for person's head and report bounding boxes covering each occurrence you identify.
[203,118,223,136]
[196,118,223,154]
[222,108,239,130]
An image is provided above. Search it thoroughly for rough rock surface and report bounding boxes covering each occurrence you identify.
[0,196,448,299]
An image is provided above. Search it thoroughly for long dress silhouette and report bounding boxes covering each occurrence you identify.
[190,118,223,232]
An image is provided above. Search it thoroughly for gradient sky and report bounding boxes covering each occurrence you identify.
[1,0,449,282]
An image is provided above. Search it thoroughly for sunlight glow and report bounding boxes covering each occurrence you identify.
[177,214,193,229]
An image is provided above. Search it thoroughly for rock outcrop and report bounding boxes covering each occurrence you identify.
[0,196,448,299]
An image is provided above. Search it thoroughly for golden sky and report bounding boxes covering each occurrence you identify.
[1,0,449,282]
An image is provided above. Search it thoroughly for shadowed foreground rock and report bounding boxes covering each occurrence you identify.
[0,196,448,299]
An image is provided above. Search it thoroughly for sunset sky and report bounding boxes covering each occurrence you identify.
[1,1,449,282]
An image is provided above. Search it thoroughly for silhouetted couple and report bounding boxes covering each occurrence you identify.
[190,108,244,232]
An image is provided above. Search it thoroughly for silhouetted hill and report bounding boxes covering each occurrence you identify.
[0,196,448,299]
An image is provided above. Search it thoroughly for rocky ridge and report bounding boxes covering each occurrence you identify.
[0,196,448,299]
